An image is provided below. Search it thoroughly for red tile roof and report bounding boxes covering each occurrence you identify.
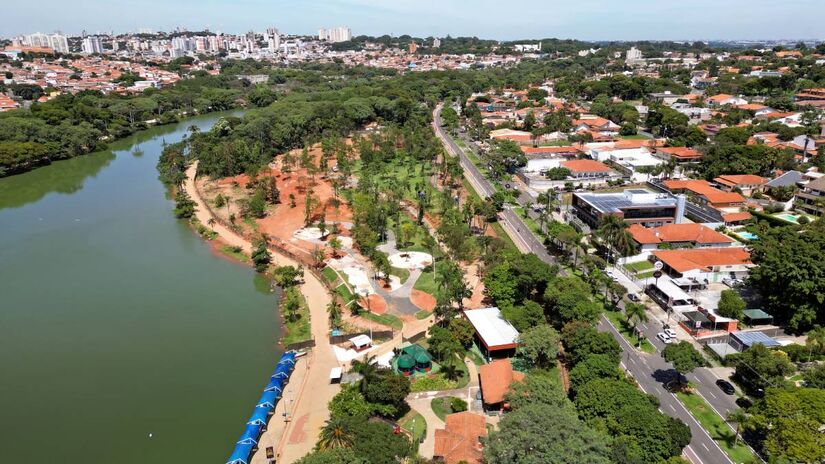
[663,179,746,205]
[629,223,734,246]
[561,159,612,173]
[657,147,702,160]
[652,248,752,273]
[714,175,768,188]
[434,412,487,464]
[479,359,525,405]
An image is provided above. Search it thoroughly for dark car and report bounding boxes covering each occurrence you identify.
[735,397,753,409]
[627,293,641,302]
[716,379,736,395]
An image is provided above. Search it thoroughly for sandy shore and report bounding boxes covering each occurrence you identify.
[184,162,342,463]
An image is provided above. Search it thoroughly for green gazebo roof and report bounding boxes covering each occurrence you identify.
[397,354,415,369]
[414,351,431,364]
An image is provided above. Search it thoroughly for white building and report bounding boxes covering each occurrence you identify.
[626,46,643,62]
[318,27,352,43]
[82,36,104,54]
[24,33,69,53]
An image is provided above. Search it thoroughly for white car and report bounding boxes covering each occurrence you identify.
[664,328,677,339]
[657,332,673,344]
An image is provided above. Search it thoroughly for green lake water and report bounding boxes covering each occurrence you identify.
[0,112,282,463]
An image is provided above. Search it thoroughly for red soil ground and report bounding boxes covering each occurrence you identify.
[359,293,387,315]
[410,289,437,312]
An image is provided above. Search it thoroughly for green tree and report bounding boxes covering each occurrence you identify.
[251,235,271,272]
[625,302,648,329]
[317,416,355,450]
[327,300,343,327]
[717,289,746,320]
[483,403,612,464]
[568,353,622,395]
[746,387,825,463]
[732,343,793,393]
[662,341,706,384]
[273,265,303,288]
[448,317,475,349]
[517,324,561,368]
[173,190,196,219]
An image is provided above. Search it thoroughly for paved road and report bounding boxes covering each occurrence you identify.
[599,316,734,464]
[432,105,736,464]
[433,105,557,265]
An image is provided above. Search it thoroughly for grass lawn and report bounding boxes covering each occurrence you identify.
[360,311,403,330]
[413,270,440,298]
[391,266,411,285]
[676,392,757,464]
[282,292,312,346]
[637,270,655,279]
[399,410,426,447]
[490,222,518,252]
[430,396,464,422]
[321,266,339,284]
[219,245,248,263]
[415,310,431,320]
[604,309,656,354]
[335,283,355,304]
[625,260,653,272]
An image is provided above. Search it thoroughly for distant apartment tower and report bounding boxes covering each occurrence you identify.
[318,26,352,43]
[265,27,281,52]
[432,37,441,48]
[626,46,643,62]
[24,32,69,53]
[82,36,104,54]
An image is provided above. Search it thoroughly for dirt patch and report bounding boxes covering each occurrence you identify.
[410,289,437,312]
[360,293,387,315]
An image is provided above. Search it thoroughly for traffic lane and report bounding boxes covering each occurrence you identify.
[600,317,733,464]
[690,368,739,418]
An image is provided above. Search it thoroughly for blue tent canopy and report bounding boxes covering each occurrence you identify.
[226,441,255,464]
[271,371,289,380]
[264,380,283,393]
[248,406,270,426]
[256,391,278,408]
[238,423,262,444]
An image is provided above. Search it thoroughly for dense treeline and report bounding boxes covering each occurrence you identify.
[0,74,253,176]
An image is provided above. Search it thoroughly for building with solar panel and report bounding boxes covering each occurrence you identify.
[571,188,685,228]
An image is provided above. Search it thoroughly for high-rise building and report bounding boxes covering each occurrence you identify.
[318,27,352,43]
[432,37,441,48]
[82,36,104,54]
[626,46,643,62]
[24,33,69,53]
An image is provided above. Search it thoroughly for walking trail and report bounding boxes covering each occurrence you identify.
[184,162,340,464]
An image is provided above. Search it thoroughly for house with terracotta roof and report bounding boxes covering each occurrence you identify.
[713,175,768,196]
[0,94,19,112]
[629,223,736,253]
[662,179,746,211]
[433,412,487,464]
[794,176,825,217]
[651,247,754,282]
[656,146,703,163]
[478,359,524,410]
[706,94,748,107]
[560,159,615,179]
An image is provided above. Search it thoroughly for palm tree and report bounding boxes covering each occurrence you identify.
[326,300,342,327]
[441,361,461,381]
[625,302,648,329]
[726,409,749,446]
[317,416,354,450]
[352,354,378,393]
[598,215,634,264]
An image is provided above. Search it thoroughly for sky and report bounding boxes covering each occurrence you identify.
[3,0,823,41]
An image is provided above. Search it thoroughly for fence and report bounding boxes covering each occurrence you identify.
[285,338,316,351]
[402,330,428,344]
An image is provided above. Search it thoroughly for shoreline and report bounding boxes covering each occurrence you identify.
[183,161,342,464]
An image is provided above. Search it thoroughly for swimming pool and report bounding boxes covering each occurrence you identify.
[774,213,801,223]
[736,231,759,241]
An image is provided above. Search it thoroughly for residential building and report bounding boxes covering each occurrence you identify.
[24,32,69,53]
[434,412,487,464]
[0,94,19,112]
[662,179,746,211]
[628,223,736,253]
[478,359,524,411]
[706,94,748,107]
[656,146,703,163]
[651,247,754,282]
[318,27,352,43]
[713,175,768,196]
[626,46,643,63]
[82,36,104,54]
[795,176,825,216]
[571,189,682,229]
[560,159,614,179]
[463,307,519,359]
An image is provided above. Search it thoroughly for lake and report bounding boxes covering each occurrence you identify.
[0,112,282,463]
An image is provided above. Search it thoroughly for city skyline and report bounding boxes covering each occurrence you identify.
[3,0,823,41]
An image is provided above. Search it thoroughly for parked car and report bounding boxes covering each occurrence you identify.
[723,278,745,288]
[627,293,641,302]
[716,379,736,395]
[664,328,677,339]
[657,332,673,344]
[735,397,753,409]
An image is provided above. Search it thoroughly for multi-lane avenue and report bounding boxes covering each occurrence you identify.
[433,103,743,464]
